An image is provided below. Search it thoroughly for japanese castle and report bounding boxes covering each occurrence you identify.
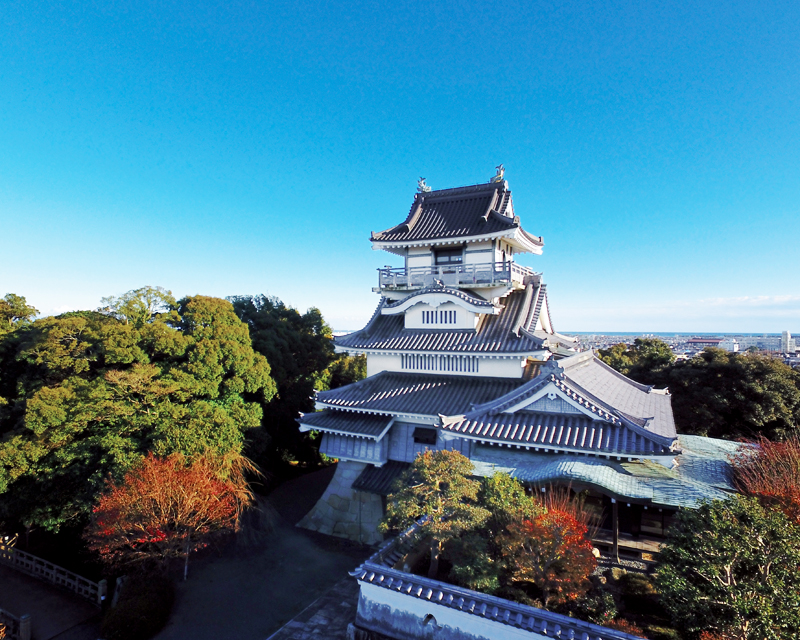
[298,171,738,557]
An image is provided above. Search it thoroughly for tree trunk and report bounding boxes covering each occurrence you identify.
[428,539,441,579]
[183,540,190,581]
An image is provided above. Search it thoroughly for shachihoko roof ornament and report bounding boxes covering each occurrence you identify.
[417,177,431,193]
[490,164,505,183]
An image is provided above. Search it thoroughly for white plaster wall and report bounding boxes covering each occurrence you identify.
[463,241,494,266]
[407,247,433,270]
[387,423,472,463]
[367,353,398,377]
[356,583,553,640]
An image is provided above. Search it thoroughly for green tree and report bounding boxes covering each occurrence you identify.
[600,343,800,440]
[228,295,364,468]
[667,349,800,440]
[381,449,490,579]
[0,290,276,532]
[0,294,38,334]
[656,496,800,640]
[598,337,675,385]
[99,286,178,328]
[445,473,543,593]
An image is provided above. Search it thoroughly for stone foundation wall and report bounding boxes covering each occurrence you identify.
[297,461,385,545]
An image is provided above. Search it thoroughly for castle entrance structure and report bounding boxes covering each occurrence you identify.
[297,175,739,554]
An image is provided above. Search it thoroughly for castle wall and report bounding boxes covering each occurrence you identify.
[296,461,384,545]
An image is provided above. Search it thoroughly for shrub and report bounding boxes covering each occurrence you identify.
[603,618,646,637]
[101,572,175,640]
[620,572,661,615]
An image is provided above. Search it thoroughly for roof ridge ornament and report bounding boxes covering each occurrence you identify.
[490,164,505,183]
[417,177,432,193]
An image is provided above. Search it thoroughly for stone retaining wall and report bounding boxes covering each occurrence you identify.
[297,461,384,545]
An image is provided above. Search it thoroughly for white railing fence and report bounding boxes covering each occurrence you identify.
[0,543,106,606]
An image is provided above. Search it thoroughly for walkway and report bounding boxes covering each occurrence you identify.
[265,577,359,640]
[153,465,372,640]
[0,564,99,640]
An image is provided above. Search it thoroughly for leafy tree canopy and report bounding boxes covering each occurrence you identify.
[656,496,800,640]
[381,449,490,579]
[598,337,675,385]
[0,289,276,532]
[599,340,800,440]
[228,294,365,467]
[85,452,253,579]
[0,294,39,334]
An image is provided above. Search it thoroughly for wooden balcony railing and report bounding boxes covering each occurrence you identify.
[378,261,540,290]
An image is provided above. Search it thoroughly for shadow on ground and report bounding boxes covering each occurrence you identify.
[153,464,372,640]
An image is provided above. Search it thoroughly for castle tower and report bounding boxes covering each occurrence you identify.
[297,176,732,556]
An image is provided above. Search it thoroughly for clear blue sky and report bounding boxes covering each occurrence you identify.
[1,0,798,333]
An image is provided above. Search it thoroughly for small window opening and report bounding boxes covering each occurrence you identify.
[413,427,437,445]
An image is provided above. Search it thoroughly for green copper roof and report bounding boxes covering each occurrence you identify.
[469,435,742,509]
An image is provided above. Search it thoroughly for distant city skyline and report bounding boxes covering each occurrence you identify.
[2,1,798,332]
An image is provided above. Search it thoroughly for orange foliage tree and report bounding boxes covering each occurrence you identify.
[85,453,254,578]
[732,435,800,524]
[499,508,596,607]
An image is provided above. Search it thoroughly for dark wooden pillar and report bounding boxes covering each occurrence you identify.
[612,499,619,562]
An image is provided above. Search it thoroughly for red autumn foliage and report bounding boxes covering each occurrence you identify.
[499,508,597,607]
[85,453,253,572]
[602,618,646,637]
[732,435,800,525]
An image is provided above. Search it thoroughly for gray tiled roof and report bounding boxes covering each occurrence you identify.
[352,461,412,495]
[450,354,677,449]
[470,435,741,508]
[315,371,526,417]
[335,287,548,354]
[351,523,641,640]
[560,352,676,439]
[440,411,673,456]
[297,410,392,439]
[382,284,496,311]
[370,182,543,247]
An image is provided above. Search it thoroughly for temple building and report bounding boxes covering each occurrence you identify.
[298,173,739,558]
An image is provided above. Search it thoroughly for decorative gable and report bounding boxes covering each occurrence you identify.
[522,395,584,415]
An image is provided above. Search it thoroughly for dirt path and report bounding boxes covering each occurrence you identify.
[153,465,371,640]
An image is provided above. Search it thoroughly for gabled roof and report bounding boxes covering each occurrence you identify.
[559,351,676,439]
[382,284,497,315]
[439,352,677,455]
[297,410,393,440]
[370,181,543,252]
[315,371,525,417]
[440,410,673,456]
[335,287,551,355]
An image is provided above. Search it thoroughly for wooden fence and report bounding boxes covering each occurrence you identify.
[0,543,106,605]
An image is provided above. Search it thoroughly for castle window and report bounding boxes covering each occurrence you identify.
[413,428,437,445]
[434,247,463,265]
[422,309,456,324]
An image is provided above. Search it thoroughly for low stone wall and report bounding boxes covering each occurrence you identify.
[297,461,384,545]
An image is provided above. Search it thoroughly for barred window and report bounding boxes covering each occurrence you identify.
[401,354,480,373]
[421,309,456,324]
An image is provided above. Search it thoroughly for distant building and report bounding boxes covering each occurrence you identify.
[686,337,723,349]
[781,331,796,354]
[718,338,739,352]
